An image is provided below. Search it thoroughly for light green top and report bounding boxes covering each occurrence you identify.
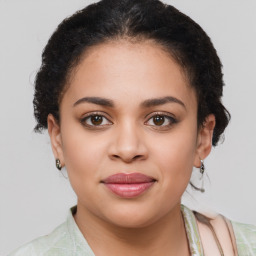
[232,221,256,255]
[8,205,256,256]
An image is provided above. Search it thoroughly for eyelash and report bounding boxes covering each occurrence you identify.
[80,112,113,129]
[145,112,177,130]
[80,112,177,130]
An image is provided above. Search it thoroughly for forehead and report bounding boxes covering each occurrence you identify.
[64,40,197,109]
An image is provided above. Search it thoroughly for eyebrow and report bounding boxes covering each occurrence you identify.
[73,96,186,109]
[140,96,186,109]
[73,97,114,107]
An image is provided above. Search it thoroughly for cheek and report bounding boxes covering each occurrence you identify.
[60,130,111,212]
[149,126,198,194]
[60,124,109,189]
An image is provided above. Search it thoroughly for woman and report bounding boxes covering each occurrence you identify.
[8,0,256,255]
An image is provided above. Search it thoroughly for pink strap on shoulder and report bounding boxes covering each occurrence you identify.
[221,215,238,256]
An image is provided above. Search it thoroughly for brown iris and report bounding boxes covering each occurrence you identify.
[153,115,165,126]
[91,115,103,125]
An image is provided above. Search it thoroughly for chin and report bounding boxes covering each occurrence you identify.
[100,202,164,229]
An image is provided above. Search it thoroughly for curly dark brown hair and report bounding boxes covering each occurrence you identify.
[33,0,230,146]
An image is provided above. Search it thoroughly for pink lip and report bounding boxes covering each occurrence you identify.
[102,173,156,198]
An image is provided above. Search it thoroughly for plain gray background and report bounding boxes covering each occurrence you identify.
[1,0,256,255]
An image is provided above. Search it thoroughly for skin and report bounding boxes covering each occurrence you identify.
[48,40,215,256]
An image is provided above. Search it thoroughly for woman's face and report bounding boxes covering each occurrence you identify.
[48,40,214,228]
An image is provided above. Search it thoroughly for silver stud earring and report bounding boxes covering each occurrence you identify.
[189,159,207,193]
[56,159,62,171]
[200,159,205,174]
[199,159,205,192]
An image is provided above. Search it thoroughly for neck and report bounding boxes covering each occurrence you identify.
[74,202,190,256]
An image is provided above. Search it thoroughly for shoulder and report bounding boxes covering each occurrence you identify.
[188,206,256,255]
[209,215,256,255]
[230,220,256,255]
[200,212,256,255]
[7,222,71,256]
[8,206,95,256]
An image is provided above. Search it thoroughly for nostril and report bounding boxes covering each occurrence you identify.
[133,155,143,160]
[110,154,144,163]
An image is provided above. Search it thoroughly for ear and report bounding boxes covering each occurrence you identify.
[193,114,216,168]
[47,114,65,168]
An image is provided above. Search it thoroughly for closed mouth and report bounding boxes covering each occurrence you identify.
[101,172,156,198]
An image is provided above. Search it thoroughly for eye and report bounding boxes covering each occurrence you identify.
[145,113,177,128]
[81,114,112,128]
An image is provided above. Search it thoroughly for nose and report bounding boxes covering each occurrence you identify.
[108,121,148,163]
